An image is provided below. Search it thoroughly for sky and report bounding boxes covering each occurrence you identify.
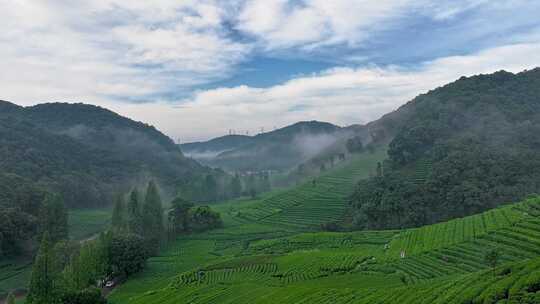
[2,1,540,142]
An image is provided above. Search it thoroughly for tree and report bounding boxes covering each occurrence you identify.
[205,175,218,202]
[346,136,364,153]
[247,174,257,198]
[39,193,68,242]
[6,291,15,304]
[108,234,148,278]
[126,190,143,235]
[231,174,242,198]
[27,232,59,304]
[188,206,223,232]
[143,181,164,254]
[259,173,271,193]
[111,194,125,232]
[0,208,37,257]
[59,287,107,304]
[168,197,194,234]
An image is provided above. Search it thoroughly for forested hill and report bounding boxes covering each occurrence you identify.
[351,68,540,230]
[0,101,215,210]
[181,121,344,171]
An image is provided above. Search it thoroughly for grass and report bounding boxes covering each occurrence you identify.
[68,207,112,240]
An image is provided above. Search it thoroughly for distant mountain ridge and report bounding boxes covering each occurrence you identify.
[181,121,345,171]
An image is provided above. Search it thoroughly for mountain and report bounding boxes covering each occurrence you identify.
[350,68,540,230]
[0,101,217,209]
[181,135,253,158]
[181,121,345,172]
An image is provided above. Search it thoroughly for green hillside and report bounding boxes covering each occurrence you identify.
[351,68,540,230]
[230,150,387,230]
[108,196,540,304]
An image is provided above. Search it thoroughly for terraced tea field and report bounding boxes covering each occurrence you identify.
[230,150,387,230]
[109,197,540,304]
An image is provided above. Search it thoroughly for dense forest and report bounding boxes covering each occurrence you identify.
[351,68,540,229]
[0,102,237,259]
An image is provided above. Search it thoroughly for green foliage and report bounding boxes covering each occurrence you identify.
[143,181,164,254]
[62,237,109,292]
[0,100,218,210]
[187,206,223,232]
[111,194,125,233]
[0,208,37,257]
[127,190,143,236]
[168,197,194,234]
[59,287,107,304]
[39,194,69,242]
[27,232,60,304]
[109,234,149,278]
[352,69,540,229]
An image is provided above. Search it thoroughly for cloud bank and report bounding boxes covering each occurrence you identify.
[1,1,540,141]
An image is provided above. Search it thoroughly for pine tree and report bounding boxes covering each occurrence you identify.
[143,181,164,254]
[127,190,143,235]
[39,194,68,242]
[111,194,125,232]
[6,291,15,304]
[27,232,58,304]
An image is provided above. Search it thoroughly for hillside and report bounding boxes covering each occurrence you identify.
[350,68,540,230]
[181,121,346,172]
[108,194,540,304]
[0,101,217,209]
[0,100,243,265]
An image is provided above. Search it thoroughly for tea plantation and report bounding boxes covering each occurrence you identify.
[108,151,540,304]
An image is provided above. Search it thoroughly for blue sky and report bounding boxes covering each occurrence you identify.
[2,1,540,141]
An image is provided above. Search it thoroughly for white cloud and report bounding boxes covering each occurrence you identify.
[0,0,249,104]
[116,42,540,142]
[1,0,539,143]
[235,0,492,50]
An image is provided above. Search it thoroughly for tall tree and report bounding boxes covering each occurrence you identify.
[27,232,58,304]
[109,234,148,278]
[127,190,143,235]
[39,193,68,242]
[205,174,218,202]
[143,181,164,254]
[231,174,242,198]
[168,197,194,234]
[111,194,125,232]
